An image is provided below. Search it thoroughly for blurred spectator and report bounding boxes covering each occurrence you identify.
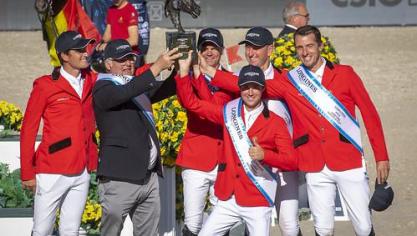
[81,0,150,55]
[278,1,310,38]
[98,0,139,52]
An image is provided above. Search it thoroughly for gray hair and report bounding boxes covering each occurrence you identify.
[282,2,305,23]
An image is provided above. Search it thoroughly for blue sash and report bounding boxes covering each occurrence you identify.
[223,98,278,206]
[287,65,363,154]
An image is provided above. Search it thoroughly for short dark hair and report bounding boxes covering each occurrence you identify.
[57,50,70,65]
[294,25,322,46]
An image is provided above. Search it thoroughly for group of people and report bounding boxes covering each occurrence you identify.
[19,1,391,236]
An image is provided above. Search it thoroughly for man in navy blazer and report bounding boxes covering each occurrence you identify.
[93,39,180,236]
[278,1,310,38]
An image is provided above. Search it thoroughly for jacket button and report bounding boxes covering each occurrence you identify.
[85,141,87,145]
[236,174,240,178]
[217,141,221,145]
[237,163,241,167]
[321,140,326,143]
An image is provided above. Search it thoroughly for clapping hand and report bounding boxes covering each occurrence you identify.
[198,53,216,78]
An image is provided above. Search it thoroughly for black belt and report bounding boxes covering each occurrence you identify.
[98,170,153,185]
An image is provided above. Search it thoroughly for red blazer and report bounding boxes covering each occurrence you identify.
[211,62,389,172]
[176,75,297,207]
[20,70,98,181]
[176,73,233,171]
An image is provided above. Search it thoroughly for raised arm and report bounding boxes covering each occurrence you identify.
[208,68,286,100]
[176,52,224,124]
[191,74,233,105]
[175,74,224,125]
[93,70,157,110]
[94,48,181,110]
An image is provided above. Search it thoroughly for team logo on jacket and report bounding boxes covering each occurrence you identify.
[56,97,70,102]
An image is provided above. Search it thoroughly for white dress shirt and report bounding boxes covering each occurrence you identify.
[243,102,264,130]
[60,67,84,98]
[264,63,274,80]
[312,57,326,84]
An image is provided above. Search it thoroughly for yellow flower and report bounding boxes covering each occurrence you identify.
[177,111,187,123]
[171,132,179,142]
[172,99,180,107]
[0,100,23,131]
[284,56,295,66]
[273,57,283,68]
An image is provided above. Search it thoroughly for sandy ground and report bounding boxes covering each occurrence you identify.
[1,27,417,235]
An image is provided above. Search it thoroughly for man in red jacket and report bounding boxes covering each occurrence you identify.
[177,53,298,235]
[200,26,302,236]
[176,28,233,236]
[204,25,390,236]
[20,31,98,236]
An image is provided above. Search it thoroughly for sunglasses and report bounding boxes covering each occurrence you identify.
[296,13,310,18]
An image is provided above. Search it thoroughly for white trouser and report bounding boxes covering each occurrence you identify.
[182,167,218,234]
[32,168,90,236]
[275,171,300,236]
[198,196,272,236]
[306,165,372,236]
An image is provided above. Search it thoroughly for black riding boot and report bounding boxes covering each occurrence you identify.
[182,225,197,236]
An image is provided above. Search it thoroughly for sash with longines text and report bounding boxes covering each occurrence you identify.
[223,98,278,206]
[287,65,363,154]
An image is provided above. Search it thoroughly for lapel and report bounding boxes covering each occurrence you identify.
[53,74,80,99]
[242,105,268,137]
[141,110,160,154]
[81,71,93,102]
[285,25,296,34]
[247,115,267,137]
[321,60,336,89]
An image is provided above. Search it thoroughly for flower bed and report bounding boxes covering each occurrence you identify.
[152,96,187,167]
[0,100,23,136]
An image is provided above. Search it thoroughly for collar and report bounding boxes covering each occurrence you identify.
[285,24,297,30]
[205,64,223,82]
[243,101,264,120]
[264,63,274,80]
[313,57,326,79]
[97,73,132,85]
[60,67,82,82]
